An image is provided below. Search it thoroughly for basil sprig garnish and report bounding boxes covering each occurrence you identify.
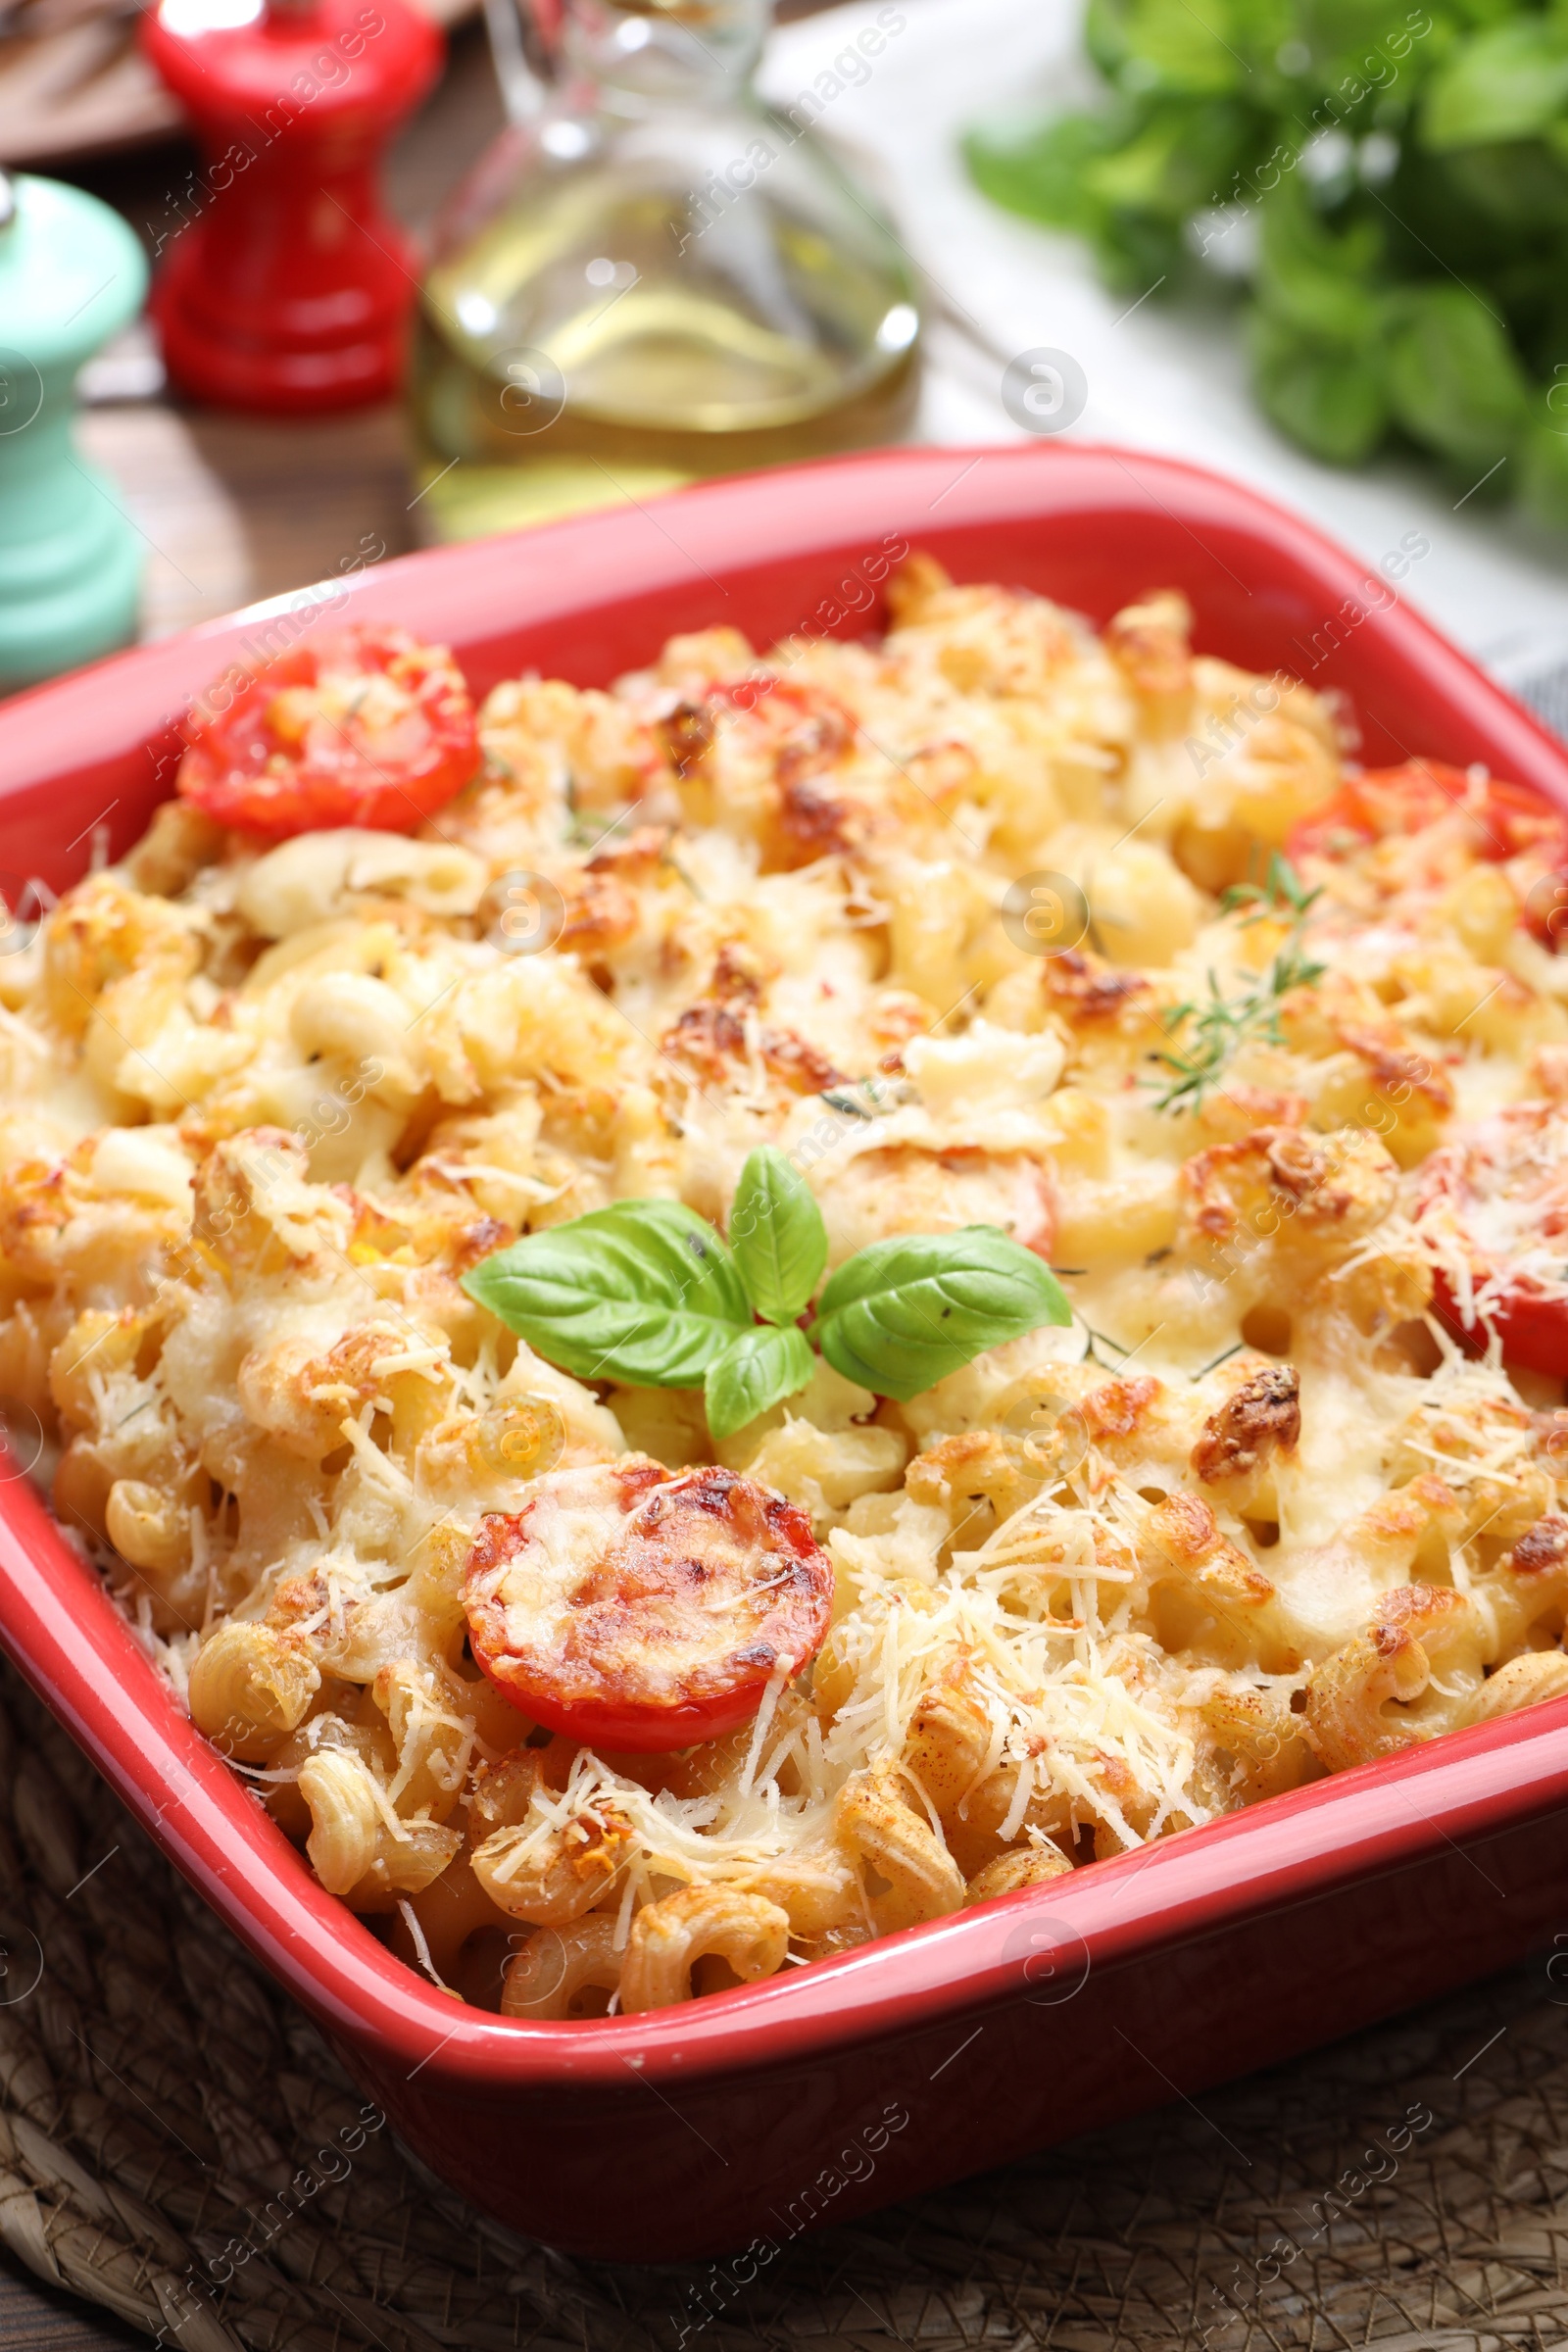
[462,1144,1071,1439]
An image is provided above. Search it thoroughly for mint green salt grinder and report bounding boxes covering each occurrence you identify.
[0,171,149,688]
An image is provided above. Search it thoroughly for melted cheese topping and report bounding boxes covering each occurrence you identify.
[5,561,1568,2017]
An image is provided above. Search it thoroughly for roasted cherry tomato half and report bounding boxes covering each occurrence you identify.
[176,625,480,839]
[1289,760,1566,872]
[1413,1102,1568,1376]
[463,1457,834,1751]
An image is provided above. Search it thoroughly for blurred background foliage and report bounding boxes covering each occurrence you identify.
[965,0,1568,523]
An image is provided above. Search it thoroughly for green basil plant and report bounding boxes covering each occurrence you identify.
[966,0,1568,526]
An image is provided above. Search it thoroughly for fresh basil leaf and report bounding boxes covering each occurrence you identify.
[704,1323,815,1442]
[1091,205,1185,295]
[812,1227,1071,1403]
[1518,411,1568,529]
[1081,98,1256,218]
[1450,137,1568,233]
[964,110,1134,237]
[1091,0,1247,98]
[1254,175,1386,348]
[1384,284,1529,466]
[1250,312,1390,464]
[729,1147,828,1327]
[1422,21,1568,152]
[461,1200,750,1387]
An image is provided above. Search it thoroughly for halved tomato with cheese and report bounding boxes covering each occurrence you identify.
[177,625,480,839]
[1289,760,1568,942]
[1290,760,1566,869]
[1412,1102,1568,1374]
[463,1458,834,1750]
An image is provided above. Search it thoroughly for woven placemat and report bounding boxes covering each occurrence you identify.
[0,1651,1565,2352]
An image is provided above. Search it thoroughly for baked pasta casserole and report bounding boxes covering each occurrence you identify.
[6,556,1568,2021]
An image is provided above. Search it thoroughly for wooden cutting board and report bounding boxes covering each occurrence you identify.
[0,0,476,169]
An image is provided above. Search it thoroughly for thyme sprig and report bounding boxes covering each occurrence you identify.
[1150,854,1325,1114]
[1218,851,1323,924]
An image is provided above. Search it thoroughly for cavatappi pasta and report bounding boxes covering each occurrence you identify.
[8,557,1568,2019]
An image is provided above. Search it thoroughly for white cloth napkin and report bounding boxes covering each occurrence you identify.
[761,0,1568,706]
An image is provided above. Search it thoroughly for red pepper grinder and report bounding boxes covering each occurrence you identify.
[142,0,442,414]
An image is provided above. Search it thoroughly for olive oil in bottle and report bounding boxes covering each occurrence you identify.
[410,0,920,539]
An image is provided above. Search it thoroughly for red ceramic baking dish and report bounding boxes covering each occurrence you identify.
[4,441,1568,2264]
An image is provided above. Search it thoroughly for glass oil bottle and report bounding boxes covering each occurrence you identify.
[408,0,920,539]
